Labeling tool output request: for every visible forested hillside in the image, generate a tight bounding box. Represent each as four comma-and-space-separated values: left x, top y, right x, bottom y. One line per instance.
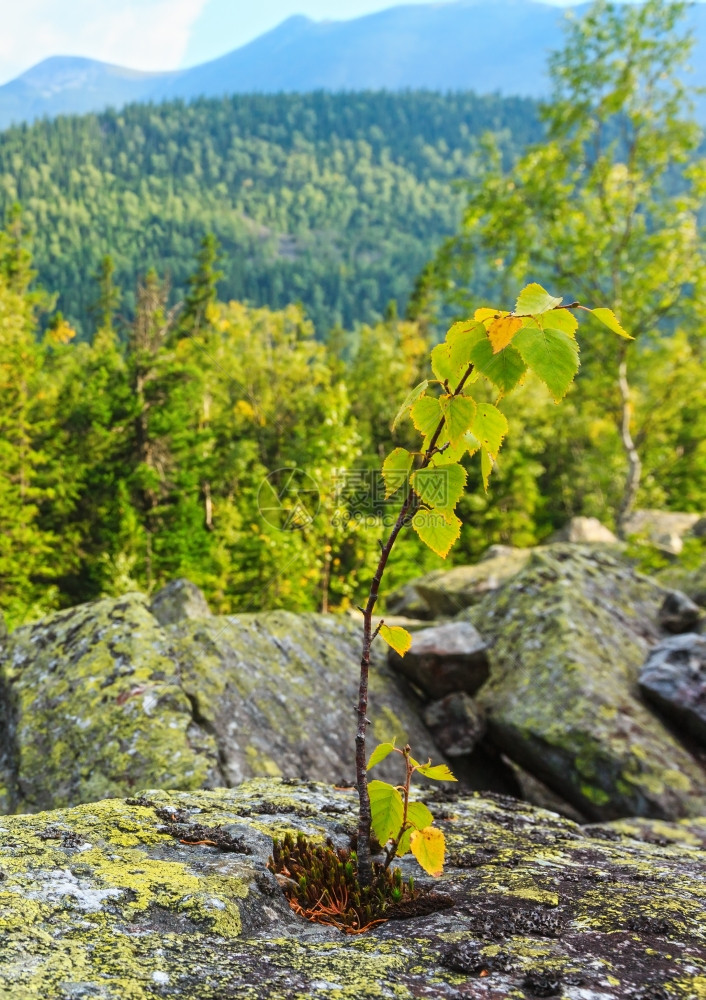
0, 91, 541, 335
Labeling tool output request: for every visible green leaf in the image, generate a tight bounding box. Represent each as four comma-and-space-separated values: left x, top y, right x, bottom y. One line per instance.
411, 396, 442, 437
440, 394, 476, 444
513, 326, 580, 403
391, 380, 429, 431
445, 321, 487, 371
412, 509, 462, 558
369, 780, 404, 845
480, 447, 494, 491
410, 826, 445, 877
515, 283, 563, 315
468, 336, 527, 394
414, 761, 458, 782
411, 463, 466, 513
590, 307, 632, 340
430, 343, 460, 387
367, 742, 396, 771
436, 430, 480, 464
472, 403, 508, 458
542, 309, 578, 336
379, 624, 412, 657
396, 801, 435, 856
381, 448, 413, 499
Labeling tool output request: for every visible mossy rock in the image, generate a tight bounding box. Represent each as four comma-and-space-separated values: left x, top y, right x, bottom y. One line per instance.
470, 545, 706, 821
0, 595, 441, 814
0, 779, 704, 998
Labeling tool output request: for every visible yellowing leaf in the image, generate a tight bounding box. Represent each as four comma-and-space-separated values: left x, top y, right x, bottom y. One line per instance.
513, 326, 580, 403
410, 826, 446, 877
379, 624, 412, 657
367, 742, 396, 771
445, 321, 487, 371
440, 394, 476, 444
411, 396, 442, 437
392, 380, 429, 431
475, 307, 506, 326
369, 780, 404, 845
397, 801, 434, 856
381, 448, 413, 498
411, 463, 467, 513
515, 283, 563, 315
487, 315, 524, 353
472, 403, 508, 458
590, 307, 632, 339
412, 509, 462, 558
414, 761, 458, 781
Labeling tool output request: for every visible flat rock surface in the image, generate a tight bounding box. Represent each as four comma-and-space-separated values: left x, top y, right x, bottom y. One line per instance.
469, 546, 706, 820
0, 778, 704, 999
0, 596, 441, 813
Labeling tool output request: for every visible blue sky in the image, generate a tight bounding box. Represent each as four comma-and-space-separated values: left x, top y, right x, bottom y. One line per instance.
0, 0, 657, 86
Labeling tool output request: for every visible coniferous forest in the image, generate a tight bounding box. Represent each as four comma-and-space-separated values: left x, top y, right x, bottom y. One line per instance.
1, 1, 705, 631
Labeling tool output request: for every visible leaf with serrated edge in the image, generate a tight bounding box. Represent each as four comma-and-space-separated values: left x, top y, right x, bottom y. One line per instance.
367, 742, 396, 771
472, 403, 508, 458
411, 396, 442, 437
379, 624, 412, 657
397, 801, 434, 856
468, 336, 527, 394
487, 315, 524, 353
369, 780, 404, 845
410, 826, 445, 877
440, 394, 476, 444
590, 307, 632, 339
542, 309, 578, 336
412, 509, 462, 558
475, 307, 507, 326
481, 447, 494, 491
515, 283, 563, 315
392, 380, 429, 431
382, 448, 413, 498
411, 463, 466, 513
446, 321, 487, 371
414, 762, 458, 781
513, 326, 579, 403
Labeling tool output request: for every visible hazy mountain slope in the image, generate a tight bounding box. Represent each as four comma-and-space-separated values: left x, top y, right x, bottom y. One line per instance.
2, 0, 705, 129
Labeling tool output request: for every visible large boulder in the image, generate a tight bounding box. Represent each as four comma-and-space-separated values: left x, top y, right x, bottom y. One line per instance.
387, 620, 489, 699
0, 594, 442, 814
149, 578, 213, 625
386, 546, 531, 619
547, 516, 618, 544
639, 634, 706, 745
0, 779, 704, 999
470, 545, 706, 821
623, 509, 702, 555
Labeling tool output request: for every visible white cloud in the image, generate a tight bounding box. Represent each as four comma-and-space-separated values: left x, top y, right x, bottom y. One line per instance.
0, 0, 208, 85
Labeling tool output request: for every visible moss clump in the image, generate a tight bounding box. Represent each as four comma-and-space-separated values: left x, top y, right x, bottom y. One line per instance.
270, 832, 425, 933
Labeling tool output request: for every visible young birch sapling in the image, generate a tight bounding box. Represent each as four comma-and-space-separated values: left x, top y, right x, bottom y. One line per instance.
356, 284, 630, 886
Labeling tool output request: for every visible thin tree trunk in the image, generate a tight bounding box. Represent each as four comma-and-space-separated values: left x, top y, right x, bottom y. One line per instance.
616, 350, 642, 538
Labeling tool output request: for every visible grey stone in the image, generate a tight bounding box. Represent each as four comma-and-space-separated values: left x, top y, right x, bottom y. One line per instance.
639, 633, 706, 745
658, 590, 703, 634
547, 516, 618, 544
623, 509, 702, 555
150, 577, 213, 625
0, 779, 705, 998
470, 545, 706, 821
388, 620, 490, 699
423, 692, 486, 756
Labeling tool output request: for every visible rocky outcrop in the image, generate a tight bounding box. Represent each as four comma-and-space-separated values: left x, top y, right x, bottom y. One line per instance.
0, 595, 441, 814
468, 545, 706, 820
548, 516, 618, 544
658, 589, 703, 633
388, 620, 489, 698
149, 578, 213, 625
623, 509, 702, 554
640, 634, 706, 745
386, 546, 532, 618
0, 778, 704, 999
